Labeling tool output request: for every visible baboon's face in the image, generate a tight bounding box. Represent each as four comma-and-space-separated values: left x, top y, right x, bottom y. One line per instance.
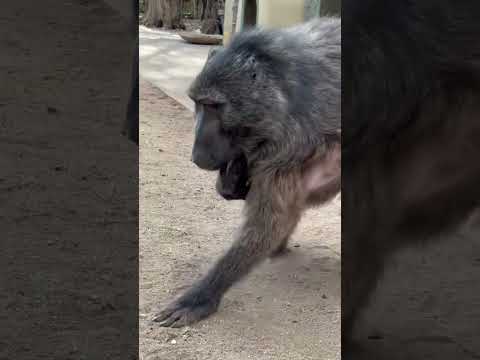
190, 100, 241, 171
188, 45, 272, 172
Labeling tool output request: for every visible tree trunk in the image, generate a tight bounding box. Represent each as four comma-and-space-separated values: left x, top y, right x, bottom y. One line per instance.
192, 0, 198, 18
162, 0, 186, 29
201, 0, 219, 34
199, 0, 207, 21
193, 0, 205, 19
143, 0, 163, 27
142, 0, 185, 29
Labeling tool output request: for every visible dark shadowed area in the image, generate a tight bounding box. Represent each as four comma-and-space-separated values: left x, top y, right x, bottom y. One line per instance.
0, 1, 138, 358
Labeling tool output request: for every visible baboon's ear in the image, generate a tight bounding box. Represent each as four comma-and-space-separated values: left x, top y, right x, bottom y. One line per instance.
207, 46, 223, 61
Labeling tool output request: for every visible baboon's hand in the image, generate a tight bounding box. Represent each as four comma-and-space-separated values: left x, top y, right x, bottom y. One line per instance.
153, 286, 220, 328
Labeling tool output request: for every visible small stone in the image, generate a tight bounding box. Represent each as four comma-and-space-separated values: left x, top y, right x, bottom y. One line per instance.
165, 332, 177, 343
170, 339, 177, 344
182, 328, 193, 339
322, 294, 327, 299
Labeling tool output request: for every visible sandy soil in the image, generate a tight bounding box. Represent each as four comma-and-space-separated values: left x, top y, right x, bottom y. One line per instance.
139, 79, 341, 360
1, 1, 137, 359
352, 214, 480, 359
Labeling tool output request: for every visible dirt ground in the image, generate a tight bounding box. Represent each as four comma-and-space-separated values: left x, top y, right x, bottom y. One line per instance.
1, 1, 137, 359
139, 79, 341, 360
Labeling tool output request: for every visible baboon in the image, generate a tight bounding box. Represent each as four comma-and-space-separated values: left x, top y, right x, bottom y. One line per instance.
342, 0, 480, 349
122, 50, 139, 145
121, 0, 139, 145
154, 17, 341, 327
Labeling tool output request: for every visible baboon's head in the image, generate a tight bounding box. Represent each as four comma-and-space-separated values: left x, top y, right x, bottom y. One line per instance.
188, 32, 289, 171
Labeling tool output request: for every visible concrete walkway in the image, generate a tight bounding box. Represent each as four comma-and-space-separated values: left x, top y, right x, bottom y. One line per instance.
139, 26, 212, 111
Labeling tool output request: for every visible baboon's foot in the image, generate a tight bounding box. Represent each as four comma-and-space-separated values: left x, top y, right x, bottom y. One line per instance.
269, 244, 291, 258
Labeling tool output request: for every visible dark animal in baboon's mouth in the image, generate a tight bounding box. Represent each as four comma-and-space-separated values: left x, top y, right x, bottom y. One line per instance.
216, 153, 250, 201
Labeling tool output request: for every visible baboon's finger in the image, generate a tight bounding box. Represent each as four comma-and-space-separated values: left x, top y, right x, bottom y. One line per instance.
154, 299, 218, 328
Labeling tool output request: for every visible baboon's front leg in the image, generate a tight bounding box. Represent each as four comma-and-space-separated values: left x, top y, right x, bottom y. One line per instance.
154, 177, 301, 327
